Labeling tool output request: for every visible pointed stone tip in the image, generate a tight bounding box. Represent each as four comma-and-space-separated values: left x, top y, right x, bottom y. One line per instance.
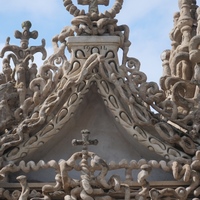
22, 21, 32, 29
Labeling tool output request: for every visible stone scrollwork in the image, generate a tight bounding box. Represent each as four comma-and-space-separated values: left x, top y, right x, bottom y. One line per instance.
1, 0, 200, 199
0, 0, 197, 164
0, 21, 47, 132
63, 0, 123, 19
0, 131, 200, 199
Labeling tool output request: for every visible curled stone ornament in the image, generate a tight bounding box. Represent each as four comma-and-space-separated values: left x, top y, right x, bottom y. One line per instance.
2, 1, 200, 199
63, 0, 123, 19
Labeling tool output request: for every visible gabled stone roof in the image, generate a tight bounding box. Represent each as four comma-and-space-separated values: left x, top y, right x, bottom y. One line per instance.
0, 0, 200, 199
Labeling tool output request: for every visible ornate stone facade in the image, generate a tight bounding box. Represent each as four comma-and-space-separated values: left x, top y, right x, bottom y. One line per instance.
0, 0, 200, 199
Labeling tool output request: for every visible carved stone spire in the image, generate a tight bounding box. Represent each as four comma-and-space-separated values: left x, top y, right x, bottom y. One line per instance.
77, 0, 109, 14
15, 21, 38, 49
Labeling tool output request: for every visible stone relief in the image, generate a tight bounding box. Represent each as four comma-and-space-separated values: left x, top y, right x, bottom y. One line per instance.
0, 130, 200, 199
0, 0, 200, 199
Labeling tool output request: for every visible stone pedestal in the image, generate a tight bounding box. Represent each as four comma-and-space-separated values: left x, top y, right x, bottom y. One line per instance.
66, 36, 120, 67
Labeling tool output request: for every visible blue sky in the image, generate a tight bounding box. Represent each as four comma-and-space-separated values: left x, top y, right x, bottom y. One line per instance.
0, 0, 190, 84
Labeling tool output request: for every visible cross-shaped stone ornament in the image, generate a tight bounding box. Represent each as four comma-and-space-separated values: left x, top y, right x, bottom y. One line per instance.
72, 130, 98, 151
77, 0, 109, 14
15, 21, 38, 49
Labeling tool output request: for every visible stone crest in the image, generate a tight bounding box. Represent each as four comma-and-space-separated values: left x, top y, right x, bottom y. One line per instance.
0, 0, 200, 199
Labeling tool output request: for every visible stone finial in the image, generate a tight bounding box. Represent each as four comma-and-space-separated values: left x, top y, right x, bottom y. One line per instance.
72, 130, 98, 151
0, 21, 46, 60
16, 175, 30, 200
63, 0, 123, 20
14, 20, 38, 49
78, 0, 109, 14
